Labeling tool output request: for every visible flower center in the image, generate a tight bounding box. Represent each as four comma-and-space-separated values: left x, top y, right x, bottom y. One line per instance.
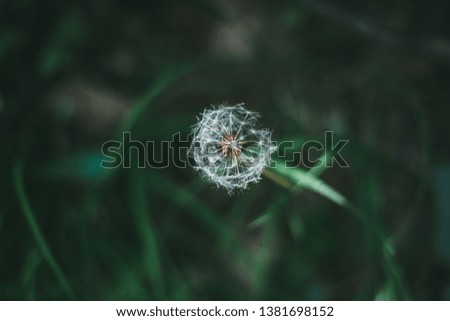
219, 134, 243, 158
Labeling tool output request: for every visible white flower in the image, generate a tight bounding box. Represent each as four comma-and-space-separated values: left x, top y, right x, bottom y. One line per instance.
189, 103, 276, 194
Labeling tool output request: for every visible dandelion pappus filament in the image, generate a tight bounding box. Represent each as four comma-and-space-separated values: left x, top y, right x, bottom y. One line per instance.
189, 103, 276, 194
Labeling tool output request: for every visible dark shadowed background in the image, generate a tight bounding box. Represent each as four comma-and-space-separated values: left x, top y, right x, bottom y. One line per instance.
1, 0, 450, 300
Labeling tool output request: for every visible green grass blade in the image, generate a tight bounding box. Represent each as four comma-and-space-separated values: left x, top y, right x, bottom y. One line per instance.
13, 160, 76, 299
266, 160, 410, 299
249, 152, 333, 228
119, 64, 196, 134
129, 169, 165, 298
268, 162, 361, 220
147, 172, 223, 233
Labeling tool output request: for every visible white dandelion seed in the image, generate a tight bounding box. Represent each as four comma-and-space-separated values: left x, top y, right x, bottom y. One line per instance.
189, 103, 276, 194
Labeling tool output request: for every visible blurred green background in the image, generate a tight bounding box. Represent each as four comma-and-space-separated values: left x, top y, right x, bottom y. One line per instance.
1, 0, 450, 300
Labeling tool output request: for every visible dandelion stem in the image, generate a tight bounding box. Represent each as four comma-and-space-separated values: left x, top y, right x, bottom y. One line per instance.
262, 168, 293, 190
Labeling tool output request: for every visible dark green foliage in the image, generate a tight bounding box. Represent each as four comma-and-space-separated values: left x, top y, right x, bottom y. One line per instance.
0, 0, 449, 300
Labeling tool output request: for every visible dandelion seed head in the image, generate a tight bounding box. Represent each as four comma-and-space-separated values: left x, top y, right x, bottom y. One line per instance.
189, 103, 276, 194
